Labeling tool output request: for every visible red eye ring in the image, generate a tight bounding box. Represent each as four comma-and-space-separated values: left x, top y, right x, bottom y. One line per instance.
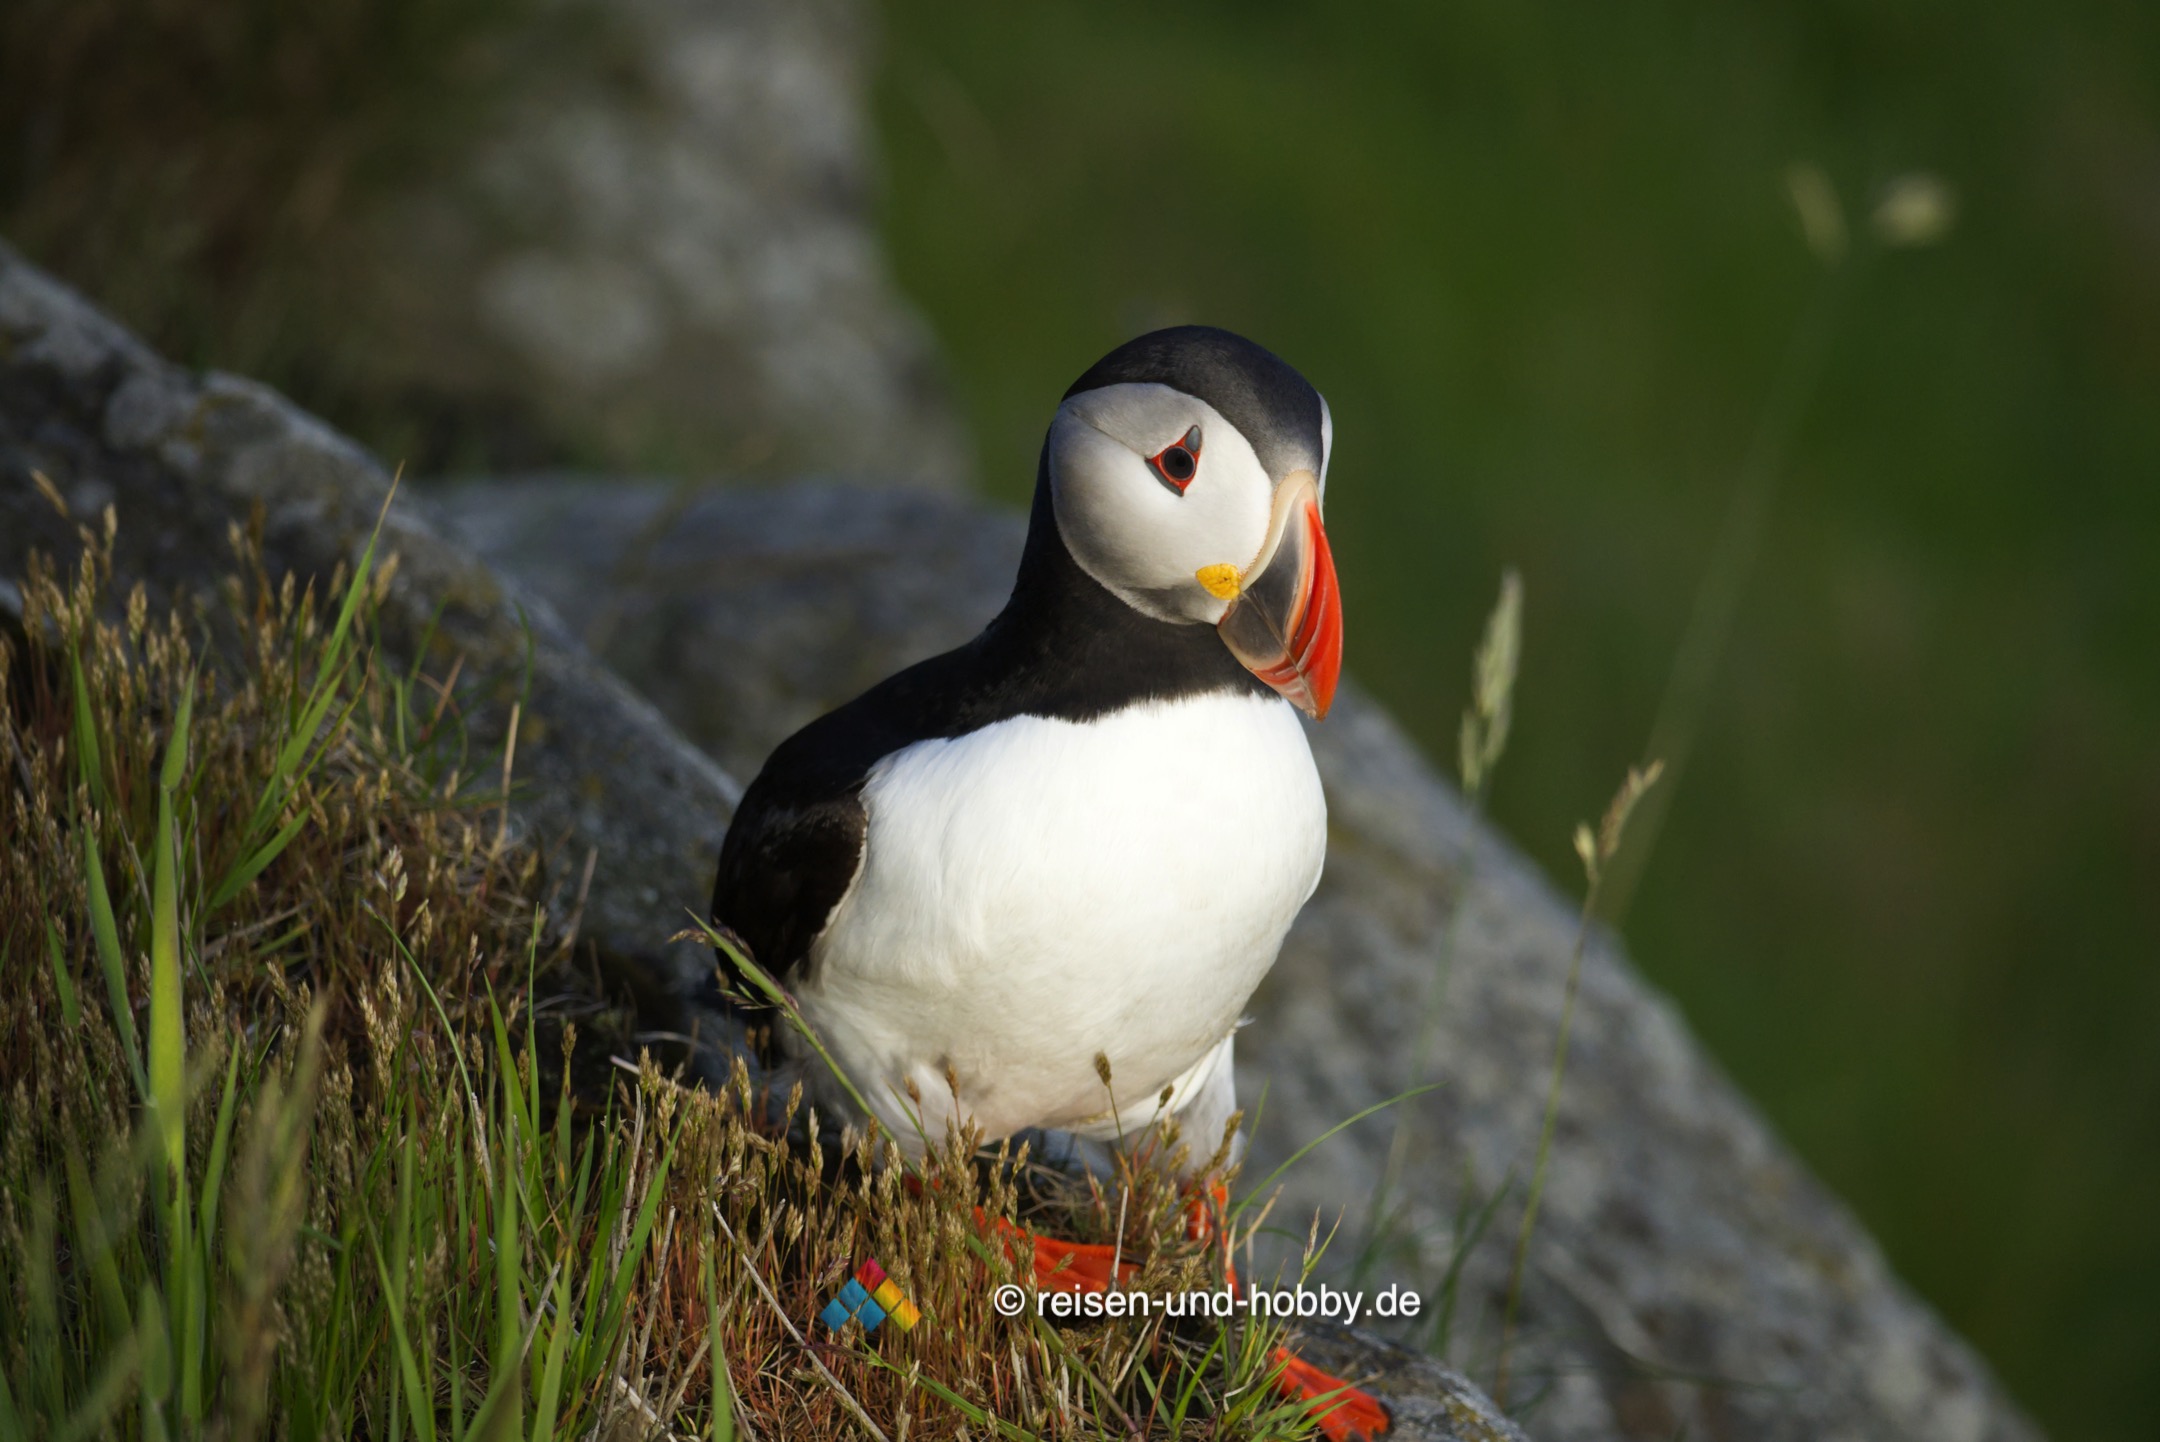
1149, 425, 1204, 494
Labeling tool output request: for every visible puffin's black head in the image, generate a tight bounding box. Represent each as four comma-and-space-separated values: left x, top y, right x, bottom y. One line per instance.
1043, 325, 1343, 718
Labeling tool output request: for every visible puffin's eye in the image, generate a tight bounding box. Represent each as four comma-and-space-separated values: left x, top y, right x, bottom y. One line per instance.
1149, 425, 1204, 495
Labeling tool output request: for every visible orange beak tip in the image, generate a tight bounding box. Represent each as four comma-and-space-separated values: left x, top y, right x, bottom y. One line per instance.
1294, 499, 1344, 719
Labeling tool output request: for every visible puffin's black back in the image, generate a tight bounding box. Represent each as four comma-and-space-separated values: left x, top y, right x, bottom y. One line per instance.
710, 326, 1317, 1011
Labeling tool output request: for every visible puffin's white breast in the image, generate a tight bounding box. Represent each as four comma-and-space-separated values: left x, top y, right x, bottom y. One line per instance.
795, 689, 1325, 1146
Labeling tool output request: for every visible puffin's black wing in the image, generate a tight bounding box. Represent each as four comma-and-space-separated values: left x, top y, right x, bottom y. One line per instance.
706, 641, 978, 1013
708, 717, 874, 1005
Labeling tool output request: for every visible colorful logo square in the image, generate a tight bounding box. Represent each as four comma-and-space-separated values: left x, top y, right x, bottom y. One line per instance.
818, 1258, 920, 1333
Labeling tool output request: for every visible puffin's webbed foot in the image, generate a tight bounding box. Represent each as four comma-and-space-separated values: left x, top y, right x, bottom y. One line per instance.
984, 1210, 1142, 1291
1271, 1347, 1392, 1441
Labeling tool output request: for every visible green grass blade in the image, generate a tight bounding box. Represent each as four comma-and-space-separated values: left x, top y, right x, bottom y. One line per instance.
367, 1227, 440, 1442
703, 1252, 734, 1442
384, 922, 487, 1123
449, 1311, 469, 1442
490, 1001, 532, 1146
44, 919, 81, 1028
192, 1044, 248, 1430
309, 1218, 360, 1435
70, 650, 105, 811
316, 486, 393, 699
569, 1139, 611, 1367
158, 677, 193, 794
251, 658, 361, 832
63, 1151, 134, 1345
691, 915, 891, 1141
233, 482, 393, 868
136, 1281, 172, 1431
150, 682, 198, 1421
494, 1089, 524, 1439
0, 1356, 26, 1442
393, 1129, 416, 1314
149, 683, 193, 1180
1169, 1324, 1226, 1430
230, 654, 357, 881
522, 929, 542, 1147
528, 1269, 573, 1442
82, 825, 146, 1095
598, 1137, 674, 1342
467, 1263, 555, 1442
49, 1330, 141, 1442
207, 806, 311, 912
854, 1349, 1037, 1440
198, 1042, 244, 1255
1428, 1172, 1508, 1354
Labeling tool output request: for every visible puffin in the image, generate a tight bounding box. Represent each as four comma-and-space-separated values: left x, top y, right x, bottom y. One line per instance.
710, 327, 1387, 1438
711, 325, 1342, 1169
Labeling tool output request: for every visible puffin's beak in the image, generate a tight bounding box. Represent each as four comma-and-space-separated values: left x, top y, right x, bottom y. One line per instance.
1209, 469, 1343, 719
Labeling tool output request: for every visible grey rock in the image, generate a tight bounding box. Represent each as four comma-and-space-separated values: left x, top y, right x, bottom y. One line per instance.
427, 476, 1022, 783
1296, 1326, 1531, 1442
431, 475, 2043, 1442
363, 0, 969, 485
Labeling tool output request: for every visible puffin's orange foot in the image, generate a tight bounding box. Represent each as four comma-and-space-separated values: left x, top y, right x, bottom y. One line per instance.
973, 1174, 1232, 1294
1272, 1347, 1390, 1441
1026, 1229, 1139, 1291
1183, 1176, 1230, 1243
973, 1206, 1140, 1291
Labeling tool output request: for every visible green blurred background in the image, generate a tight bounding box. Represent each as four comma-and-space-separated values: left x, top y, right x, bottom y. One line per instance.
868, 4, 2159, 1436
6, 0, 2156, 1434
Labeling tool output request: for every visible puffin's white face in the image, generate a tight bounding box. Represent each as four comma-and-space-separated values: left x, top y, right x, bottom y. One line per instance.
1049, 382, 1316, 627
